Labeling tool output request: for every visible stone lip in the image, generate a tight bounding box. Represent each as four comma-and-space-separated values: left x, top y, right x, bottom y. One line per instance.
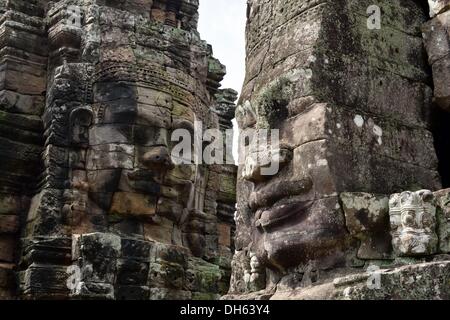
249, 178, 313, 211
256, 200, 314, 229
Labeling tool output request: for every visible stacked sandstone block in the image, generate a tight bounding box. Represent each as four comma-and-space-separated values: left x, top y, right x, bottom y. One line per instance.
0, 0, 47, 299
423, 0, 450, 111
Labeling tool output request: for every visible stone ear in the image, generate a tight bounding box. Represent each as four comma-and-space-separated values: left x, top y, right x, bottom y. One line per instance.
70, 107, 93, 147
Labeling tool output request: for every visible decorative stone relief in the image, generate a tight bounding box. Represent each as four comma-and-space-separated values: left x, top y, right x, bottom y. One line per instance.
389, 190, 438, 256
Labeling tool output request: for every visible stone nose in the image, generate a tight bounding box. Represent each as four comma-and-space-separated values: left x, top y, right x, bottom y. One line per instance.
242, 154, 260, 182
242, 148, 292, 183
141, 146, 175, 171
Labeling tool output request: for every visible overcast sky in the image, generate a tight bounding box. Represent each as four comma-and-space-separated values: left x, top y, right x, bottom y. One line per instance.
198, 0, 247, 162
198, 0, 247, 94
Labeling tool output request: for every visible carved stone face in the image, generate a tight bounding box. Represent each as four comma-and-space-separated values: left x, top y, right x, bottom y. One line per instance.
3, 0, 237, 300
33, 0, 237, 266
86, 85, 170, 214
237, 91, 349, 271
84, 81, 206, 248
233, 0, 441, 282
389, 190, 438, 256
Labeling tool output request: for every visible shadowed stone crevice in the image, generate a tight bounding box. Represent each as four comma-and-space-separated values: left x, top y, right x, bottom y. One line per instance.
431, 106, 450, 188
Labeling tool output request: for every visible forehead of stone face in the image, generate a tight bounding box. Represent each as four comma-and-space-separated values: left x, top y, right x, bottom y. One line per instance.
92, 84, 172, 149
236, 100, 257, 129
94, 82, 138, 124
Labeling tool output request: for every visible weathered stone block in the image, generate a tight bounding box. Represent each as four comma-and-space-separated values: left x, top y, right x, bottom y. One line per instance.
0, 61, 46, 95
0, 264, 14, 289
118, 169, 161, 195
144, 218, 174, 245
0, 215, 19, 234
136, 104, 171, 128
110, 192, 157, 218
191, 292, 220, 300
134, 125, 168, 147
171, 101, 194, 125
70, 234, 122, 296
77, 257, 117, 284
422, 12, 450, 64
431, 55, 450, 110
0, 263, 14, 300
22, 237, 72, 267
293, 140, 335, 198
20, 265, 69, 297
87, 169, 122, 193
428, 0, 450, 17
74, 282, 115, 300
218, 174, 237, 204
89, 124, 134, 146
423, 10, 450, 111
116, 285, 150, 300
165, 164, 196, 182
340, 193, 392, 259
87, 144, 135, 170
94, 82, 137, 103
151, 242, 189, 267
149, 287, 191, 300
148, 261, 185, 290
0, 194, 21, 214
136, 86, 173, 109
0, 90, 45, 115
77, 233, 121, 259
121, 238, 152, 261
109, 219, 144, 239
335, 261, 450, 300
0, 235, 15, 262
217, 223, 231, 248
185, 257, 226, 295
434, 189, 450, 253
264, 260, 450, 300
135, 145, 173, 170
117, 259, 149, 285
156, 197, 183, 222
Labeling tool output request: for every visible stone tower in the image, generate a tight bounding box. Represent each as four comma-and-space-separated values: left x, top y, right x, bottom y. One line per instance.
0, 0, 237, 299
227, 0, 450, 299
